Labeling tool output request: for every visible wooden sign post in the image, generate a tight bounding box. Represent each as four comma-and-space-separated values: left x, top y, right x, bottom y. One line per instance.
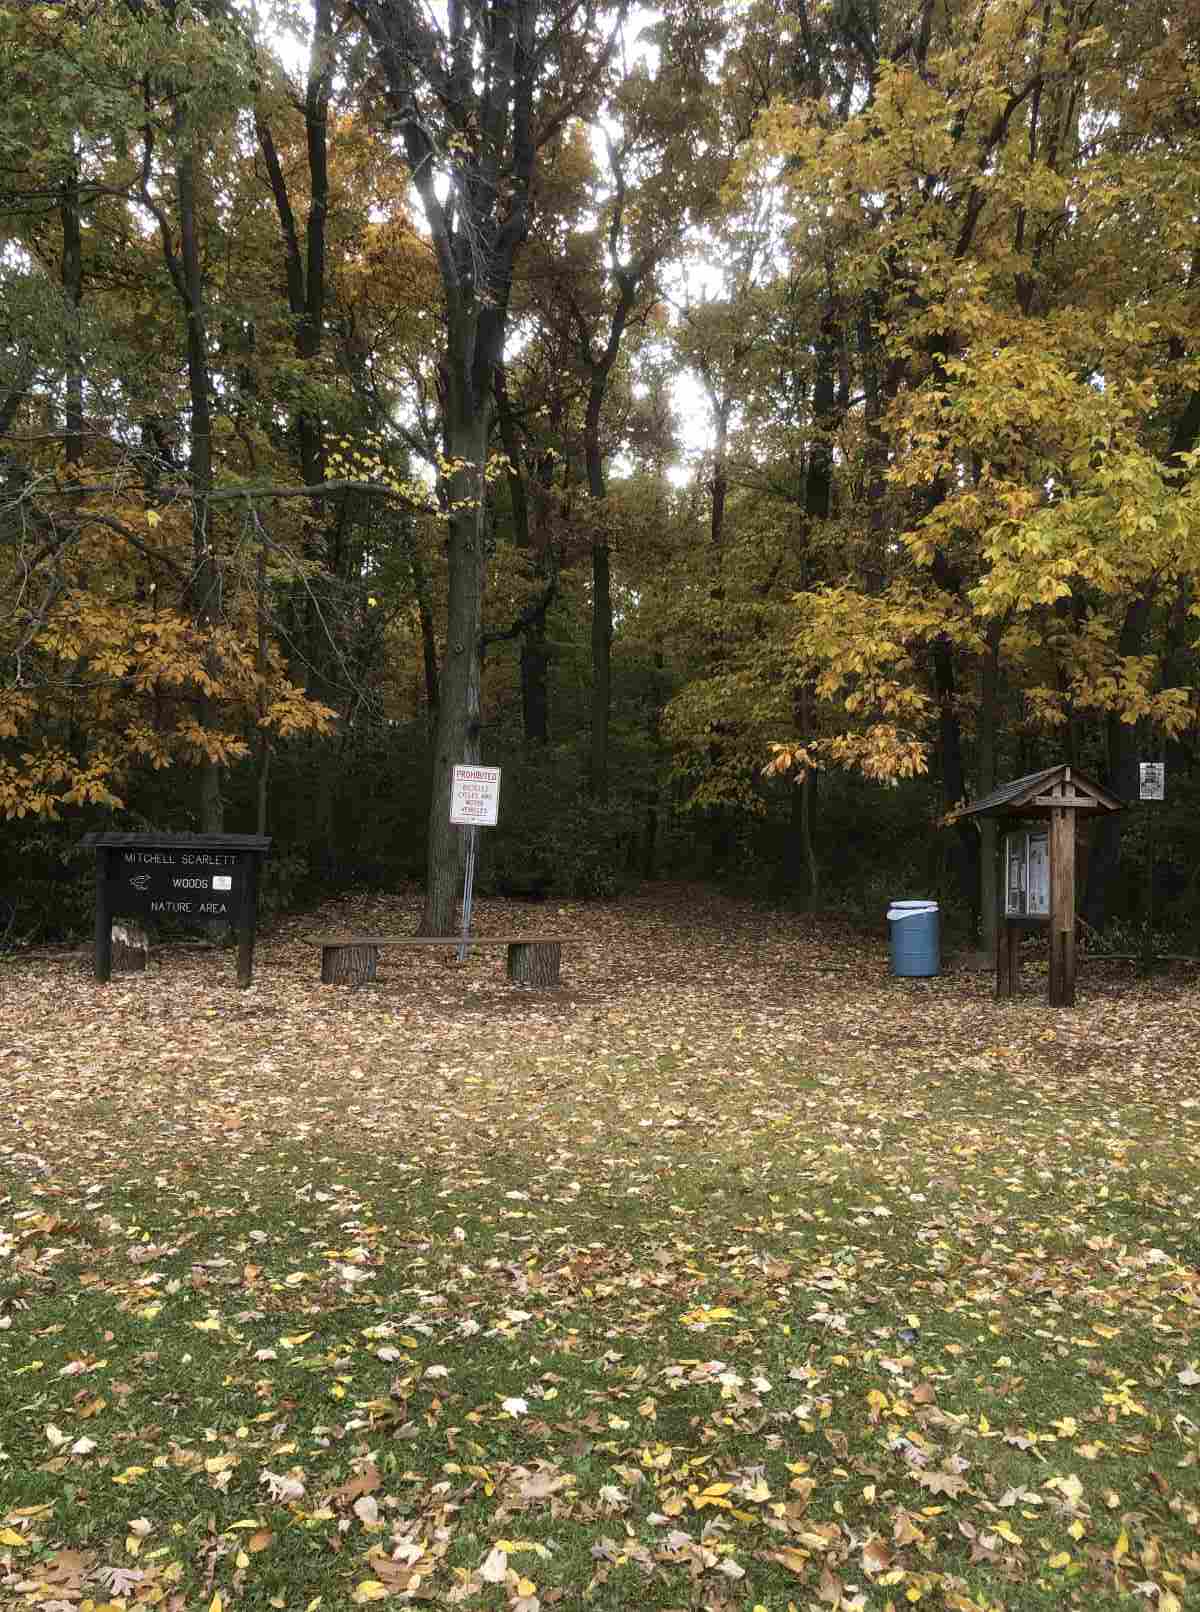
83, 833, 271, 986
1049, 801, 1075, 1007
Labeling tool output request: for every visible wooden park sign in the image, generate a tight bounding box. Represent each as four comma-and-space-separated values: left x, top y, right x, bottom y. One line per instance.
82, 832, 271, 987
951, 766, 1122, 1007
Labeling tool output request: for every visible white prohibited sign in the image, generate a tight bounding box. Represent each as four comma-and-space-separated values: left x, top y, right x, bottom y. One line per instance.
1139, 762, 1165, 801
450, 765, 502, 826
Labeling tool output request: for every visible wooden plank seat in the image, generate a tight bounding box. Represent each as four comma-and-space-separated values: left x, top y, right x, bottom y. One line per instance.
304, 934, 569, 987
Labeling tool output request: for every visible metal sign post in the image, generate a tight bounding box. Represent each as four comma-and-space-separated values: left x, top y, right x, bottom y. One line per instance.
1139, 762, 1165, 959
458, 824, 478, 961
449, 765, 501, 961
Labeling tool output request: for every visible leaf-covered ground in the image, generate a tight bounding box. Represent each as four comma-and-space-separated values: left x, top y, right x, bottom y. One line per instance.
3, 885, 1200, 1612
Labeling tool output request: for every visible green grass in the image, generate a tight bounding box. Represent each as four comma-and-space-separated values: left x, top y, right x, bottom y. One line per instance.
3, 923, 1200, 1612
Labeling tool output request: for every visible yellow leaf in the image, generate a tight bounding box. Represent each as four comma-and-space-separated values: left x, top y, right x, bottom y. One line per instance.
1048, 1552, 1071, 1568
193, 1317, 221, 1333
770, 1547, 809, 1575
1113, 1529, 1129, 1562
0, 1529, 27, 1547
209, 1595, 222, 1612
352, 1583, 389, 1603
112, 1466, 148, 1485
516, 1579, 536, 1597
994, 1522, 1022, 1546
1048, 1473, 1083, 1506
1068, 1520, 1085, 1540
146, 510, 161, 529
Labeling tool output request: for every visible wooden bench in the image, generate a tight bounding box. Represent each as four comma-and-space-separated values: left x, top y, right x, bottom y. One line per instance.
304, 934, 569, 987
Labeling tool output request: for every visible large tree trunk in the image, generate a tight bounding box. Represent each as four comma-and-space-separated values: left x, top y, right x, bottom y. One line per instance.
411, 539, 441, 735
932, 634, 980, 933
585, 382, 612, 802
521, 620, 550, 745
1084, 380, 1200, 927
60, 157, 83, 473
257, 17, 340, 855
351, 0, 606, 928
1084, 590, 1152, 928
977, 623, 1002, 958
590, 538, 613, 803
421, 405, 488, 934
858, 293, 889, 593
173, 120, 223, 836
495, 361, 551, 743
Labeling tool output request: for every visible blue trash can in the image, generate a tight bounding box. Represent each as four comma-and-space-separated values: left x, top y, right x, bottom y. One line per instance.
887, 899, 940, 977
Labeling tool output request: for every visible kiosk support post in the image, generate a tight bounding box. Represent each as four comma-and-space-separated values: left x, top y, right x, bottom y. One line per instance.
1049, 805, 1076, 1007
237, 850, 261, 987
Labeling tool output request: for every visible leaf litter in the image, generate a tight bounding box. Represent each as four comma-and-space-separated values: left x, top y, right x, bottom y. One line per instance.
2, 884, 1200, 1611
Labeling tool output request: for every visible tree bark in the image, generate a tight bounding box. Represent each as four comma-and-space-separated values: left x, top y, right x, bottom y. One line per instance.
977, 622, 1001, 958
421, 407, 488, 933
255, 533, 271, 837
322, 942, 379, 985
590, 535, 613, 802
59, 156, 83, 472
350, 0, 586, 932
170, 113, 222, 835
931, 632, 980, 933
1083, 590, 1151, 927
111, 921, 149, 974
495, 361, 551, 743
507, 941, 561, 986
257, 9, 338, 854
255, 0, 332, 489
586, 375, 613, 802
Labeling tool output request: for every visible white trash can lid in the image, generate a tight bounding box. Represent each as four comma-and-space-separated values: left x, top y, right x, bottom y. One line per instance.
887, 899, 939, 919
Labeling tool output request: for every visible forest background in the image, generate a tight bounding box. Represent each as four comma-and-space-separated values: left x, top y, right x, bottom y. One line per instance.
4, 0, 1200, 955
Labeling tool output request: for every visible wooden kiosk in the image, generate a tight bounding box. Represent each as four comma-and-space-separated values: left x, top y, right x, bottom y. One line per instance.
952, 766, 1122, 1007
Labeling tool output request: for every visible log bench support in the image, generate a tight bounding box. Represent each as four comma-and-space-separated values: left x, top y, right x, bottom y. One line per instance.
308, 935, 568, 988
506, 940, 561, 987
321, 942, 380, 985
